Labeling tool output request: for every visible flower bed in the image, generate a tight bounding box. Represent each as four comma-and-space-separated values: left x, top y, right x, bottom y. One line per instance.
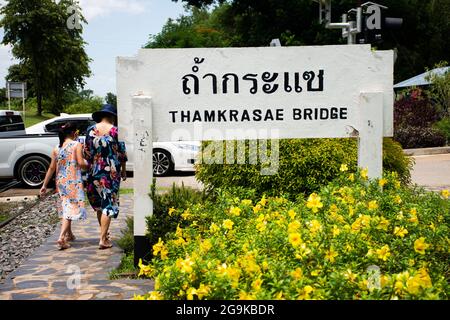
137, 169, 449, 300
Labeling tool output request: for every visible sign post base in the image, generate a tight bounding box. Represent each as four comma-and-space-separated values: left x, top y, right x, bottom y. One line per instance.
132, 95, 153, 267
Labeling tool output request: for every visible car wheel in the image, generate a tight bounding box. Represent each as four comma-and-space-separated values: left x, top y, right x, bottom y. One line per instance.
153, 150, 173, 177
18, 156, 50, 188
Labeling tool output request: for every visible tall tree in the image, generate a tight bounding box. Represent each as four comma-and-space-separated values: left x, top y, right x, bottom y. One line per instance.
0, 0, 91, 115
170, 0, 450, 83
105, 92, 117, 107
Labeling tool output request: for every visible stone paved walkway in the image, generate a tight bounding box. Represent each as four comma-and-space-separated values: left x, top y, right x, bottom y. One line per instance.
0, 194, 154, 300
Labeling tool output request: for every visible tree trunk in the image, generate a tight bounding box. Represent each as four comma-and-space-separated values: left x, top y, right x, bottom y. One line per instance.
37, 93, 43, 116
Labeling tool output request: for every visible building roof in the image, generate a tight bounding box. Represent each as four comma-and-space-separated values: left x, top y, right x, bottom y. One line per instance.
394, 66, 450, 89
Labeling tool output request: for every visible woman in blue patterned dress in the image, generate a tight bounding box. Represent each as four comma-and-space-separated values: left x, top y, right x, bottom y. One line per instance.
83, 104, 128, 249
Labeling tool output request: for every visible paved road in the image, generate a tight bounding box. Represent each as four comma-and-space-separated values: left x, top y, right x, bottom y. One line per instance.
410, 154, 450, 190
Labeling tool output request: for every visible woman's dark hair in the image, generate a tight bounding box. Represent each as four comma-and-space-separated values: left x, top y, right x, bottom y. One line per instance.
58, 122, 78, 147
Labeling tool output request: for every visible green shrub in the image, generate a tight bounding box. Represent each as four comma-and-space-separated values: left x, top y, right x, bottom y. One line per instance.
395, 126, 446, 149
434, 117, 450, 143
137, 171, 450, 300
146, 181, 207, 257
63, 97, 103, 114
195, 138, 413, 199
117, 216, 134, 254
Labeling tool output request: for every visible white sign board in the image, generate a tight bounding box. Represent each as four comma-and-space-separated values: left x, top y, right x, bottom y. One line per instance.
6, 82, 27, 99
116, 45, 393, 262
117, 45, 393, 145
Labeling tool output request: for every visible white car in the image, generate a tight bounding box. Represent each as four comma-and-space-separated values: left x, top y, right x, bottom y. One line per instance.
0, 110, 26, 137
26, 113, 200, 176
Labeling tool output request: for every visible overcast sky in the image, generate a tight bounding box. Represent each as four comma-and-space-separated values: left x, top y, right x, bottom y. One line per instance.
0, 0, 186, 98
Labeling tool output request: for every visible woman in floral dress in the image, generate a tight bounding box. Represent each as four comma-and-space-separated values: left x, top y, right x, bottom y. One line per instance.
41, 123, 87, 250
83, 104, 127, 249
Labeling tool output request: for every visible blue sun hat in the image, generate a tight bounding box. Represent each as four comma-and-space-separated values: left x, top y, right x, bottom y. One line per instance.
92, 104, 117, 123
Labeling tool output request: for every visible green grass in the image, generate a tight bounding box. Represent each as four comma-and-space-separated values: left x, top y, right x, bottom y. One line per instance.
23, 112, 56, 128
0, 203, 15, 224
0, 213, 8, 224
109, 253, 137, 279
119, 188, 134, 195
2, 102, 57, 128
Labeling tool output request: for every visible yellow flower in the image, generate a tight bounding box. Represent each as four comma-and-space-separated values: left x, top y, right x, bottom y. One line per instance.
377, 217, 390, 231
253, 204, 262, 214
256, 221, 267, 232
261, 261, 269, 270
414, 237, 430, 255
196, 284, 211, 300
311, 269, 321, 277
295, 243, 312, 260
344, 269, 357, 282
229, 206, 241, 216
133, 294, 145, 300
394, 195, 402, 204
176, 257, 194, 273
297, 285, 314, 300
288, 209, 296, 220
223, 219, 234, 230
168, 207, 176, 216
393, 226, 408, 238
375, 245, 391, 261
409, 208, 418, 223
200, 239, 212, 252
289, 232, 302, 247
306, 193, 323, 213
360, 168, 368, 180
138, 259, 153, 277
173, 237, 187, 246
241, 199, 252, 206
340, 164, 348, 172
181, 209, 191, 220
239, 291, 256, 300
175, 225, 183, 238
252, 278, 263, 291
147, 291, 163, 300
332, 225, 341, 237
308, 219, 322, 234
259, 195, 267, 206
210, 222, 219, 233
368, 200, 378, 210
378, 178, 387, 187
348, 173, 355, 182
441, 189, 449, 199
288, 220, 301, 233
291, 268, 303, 280
325, 248, 338, 263
153, 238, 168, 260
186, 287, 197, 300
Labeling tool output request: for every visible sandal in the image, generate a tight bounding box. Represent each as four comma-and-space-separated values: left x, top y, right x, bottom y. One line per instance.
99, 243, 113, 250
65, 234, 76, 242
98, 242, 112, 250
57, 239, 71, 250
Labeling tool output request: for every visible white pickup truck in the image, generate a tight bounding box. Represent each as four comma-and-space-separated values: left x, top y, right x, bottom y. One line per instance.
0, 133, 59, 188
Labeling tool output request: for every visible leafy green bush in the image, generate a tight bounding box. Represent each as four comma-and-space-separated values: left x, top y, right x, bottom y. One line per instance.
195, 138, 413, 198
146, 181, 207, 256
137, 171, 450, 300
117, 216, 134, 254
433, 117, 450, 143
63, 97, 103, 114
